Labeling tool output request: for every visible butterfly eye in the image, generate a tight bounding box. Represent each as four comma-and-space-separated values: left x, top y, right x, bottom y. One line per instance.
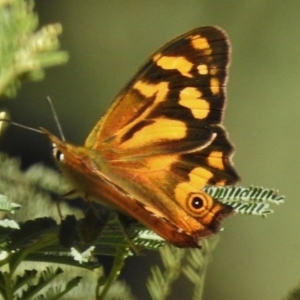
51, 143, 64, 162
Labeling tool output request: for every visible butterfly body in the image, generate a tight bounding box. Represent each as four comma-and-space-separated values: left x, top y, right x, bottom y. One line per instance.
45, 26, 240, 248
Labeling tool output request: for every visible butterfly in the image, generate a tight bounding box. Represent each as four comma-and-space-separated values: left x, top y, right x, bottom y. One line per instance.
42, 26, 240, 248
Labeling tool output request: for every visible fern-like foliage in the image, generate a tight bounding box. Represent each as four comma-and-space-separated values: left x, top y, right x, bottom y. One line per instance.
146, 239, 219, 300
0, 0, 68, 98
204, 185, 284, 217
182, 238, 219, 300
32, 275, 81, 300
0, 266, 81, 300
17, 267, 64, 300
147, 244, 185, 300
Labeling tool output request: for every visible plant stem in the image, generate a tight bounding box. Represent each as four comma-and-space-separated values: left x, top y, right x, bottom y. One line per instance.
96, 246, 129, 299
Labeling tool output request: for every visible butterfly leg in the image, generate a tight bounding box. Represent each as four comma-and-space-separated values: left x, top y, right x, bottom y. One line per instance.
52, 189, 78, 221
117, 213, 142, 255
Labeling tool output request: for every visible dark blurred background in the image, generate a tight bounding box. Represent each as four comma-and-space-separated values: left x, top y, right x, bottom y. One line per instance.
1, 1, 300, 299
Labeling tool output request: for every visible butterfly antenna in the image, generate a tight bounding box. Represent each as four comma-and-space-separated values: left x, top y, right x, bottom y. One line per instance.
0, 115, 43, 134
46, 96, 66, 141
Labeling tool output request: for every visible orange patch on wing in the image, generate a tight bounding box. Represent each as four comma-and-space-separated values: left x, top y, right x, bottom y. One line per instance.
146, 155, 177, 172
210, 77, 220, 95
175, 167, 213, 203
154, 54, 193, 78
133, 80, 169, 103
174, 182, 197, 207
188, 167, 214, 188
197, 64, 208, 75
207, 151, 224, 170
190, 35, 212, 55
209, 66, 218, 75
121, 119, 186, 149
179, 87, 210, 119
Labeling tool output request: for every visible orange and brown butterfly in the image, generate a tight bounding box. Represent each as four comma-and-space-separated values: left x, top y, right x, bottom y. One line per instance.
42, 26, 240, 248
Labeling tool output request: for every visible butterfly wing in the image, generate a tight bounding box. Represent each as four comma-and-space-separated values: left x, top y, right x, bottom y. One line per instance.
52, 27, 240, 247
85, 26, 231, 156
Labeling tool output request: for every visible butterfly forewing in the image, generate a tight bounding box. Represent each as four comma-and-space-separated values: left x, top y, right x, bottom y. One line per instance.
85, 26, 230, 154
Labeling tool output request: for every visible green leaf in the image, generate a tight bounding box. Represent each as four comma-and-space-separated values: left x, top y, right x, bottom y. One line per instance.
17, 267, 63, 300
0, 271, 11, 299
204, 185, 284, 217
0, 194, 21, 213
0, 0, 68, 98
133, 228, 165, 250
0, 218, 19, 229
13, 269, 38, 295
147, 244, 185, 300
32, 276, 82, 300
182, 238, 219, 300
10, 217, 57, 250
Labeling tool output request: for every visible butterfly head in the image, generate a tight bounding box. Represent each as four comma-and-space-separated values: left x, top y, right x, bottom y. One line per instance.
51, 141, 65, 163
40, 128, 95, 176
40, 128, 68, 162
41, 128, 111, 198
